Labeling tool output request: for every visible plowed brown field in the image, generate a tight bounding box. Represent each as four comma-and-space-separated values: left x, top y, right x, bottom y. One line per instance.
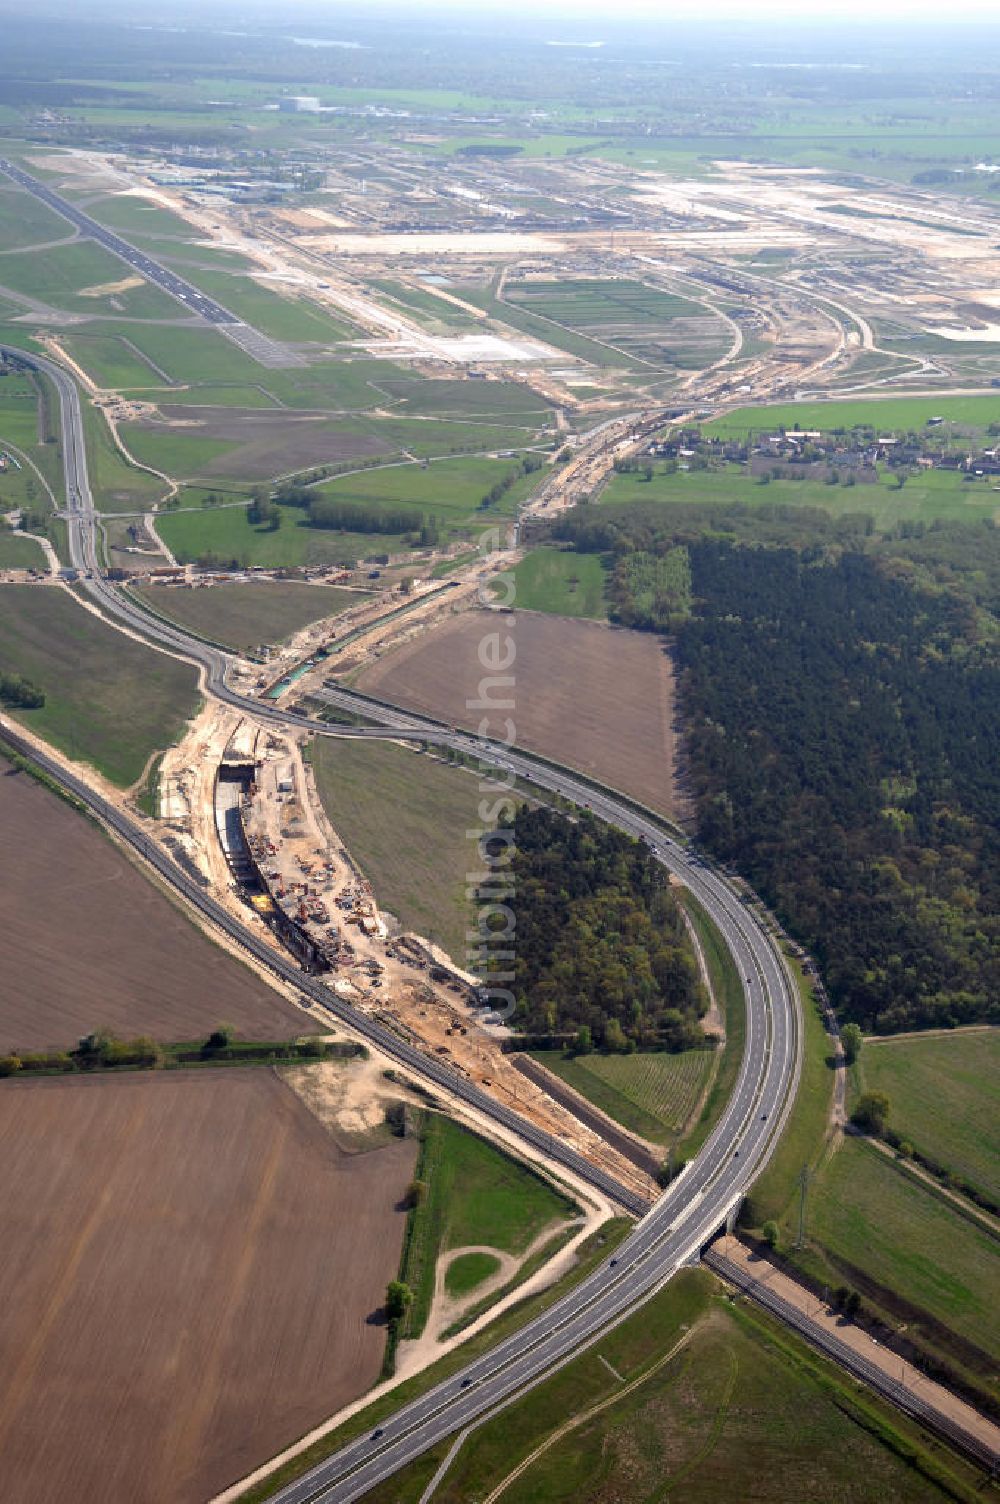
356, 609, 687, 821
0, 759, 305, 1050
0, 1070, 416, 1503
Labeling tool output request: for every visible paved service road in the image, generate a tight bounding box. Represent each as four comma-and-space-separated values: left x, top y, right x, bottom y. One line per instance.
4, 344, 803, 1504
0, 158, 239, 324
705, 1242, 1000, 1470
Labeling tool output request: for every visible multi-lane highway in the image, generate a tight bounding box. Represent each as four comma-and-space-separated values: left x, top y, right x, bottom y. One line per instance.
5, 343, 803, 1503
0, 157, 239, 324
255, 712, 800, 1504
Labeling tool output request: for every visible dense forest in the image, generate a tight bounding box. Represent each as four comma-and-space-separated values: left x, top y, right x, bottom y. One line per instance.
551, 504, 1000, 1034
481, 805, 705, 1051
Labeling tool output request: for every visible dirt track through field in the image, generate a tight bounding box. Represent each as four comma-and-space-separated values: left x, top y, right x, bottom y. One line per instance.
0, 758, 307, 1049
356, 609, 688, 821
0, 1070, 417, 1503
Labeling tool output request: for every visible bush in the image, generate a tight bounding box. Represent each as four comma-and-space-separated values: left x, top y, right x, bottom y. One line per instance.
385, 1279, 414, 1321
840, 1022, 863, 1065
204, 1026, 235, 1053
0, 670, 45, 709
851, 1091, 890, 1135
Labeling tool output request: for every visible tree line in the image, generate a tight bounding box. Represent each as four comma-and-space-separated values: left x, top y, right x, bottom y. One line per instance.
479, 453, 543, 511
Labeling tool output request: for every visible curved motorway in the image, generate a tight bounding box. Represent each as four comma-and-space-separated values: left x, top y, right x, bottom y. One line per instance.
4, 345, 802, 1503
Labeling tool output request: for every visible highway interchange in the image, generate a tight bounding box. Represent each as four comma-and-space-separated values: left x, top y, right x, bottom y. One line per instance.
2, 343, 808, 1501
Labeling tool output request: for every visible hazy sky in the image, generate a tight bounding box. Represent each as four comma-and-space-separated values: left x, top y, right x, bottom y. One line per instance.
401, 0, 1000, 17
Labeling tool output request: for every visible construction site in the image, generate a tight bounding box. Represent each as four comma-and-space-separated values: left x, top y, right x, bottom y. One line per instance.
147, 666, 661, 1209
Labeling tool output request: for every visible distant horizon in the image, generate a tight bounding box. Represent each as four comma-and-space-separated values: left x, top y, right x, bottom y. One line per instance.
4, 0, 1000, 26
202, 0, 1000, 24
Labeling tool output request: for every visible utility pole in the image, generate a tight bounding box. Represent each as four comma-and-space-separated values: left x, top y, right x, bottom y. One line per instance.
795, 1163, 810, 1249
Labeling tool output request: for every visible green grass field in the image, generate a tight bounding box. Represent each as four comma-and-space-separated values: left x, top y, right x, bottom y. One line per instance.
66, 322, 407, 413
0, 239, 184, 319
400, 1113, 578, 1336
78, 192, 203, 242
118, 425, 239, 479
311, 739, 480, 962
369, 1269, 964, 1504
0, 530, 45, 567
456, 284, 634, 367
371, 281, 484, 331
858, 1030, 1000, 1204
83, 348, 415, 415
156, 263, 358, 343
260, 358, 416, 412
503, 277, 727, 368
703, 394, 1000, 439
601, 459, 1000, 527
84, 404, 166, 512
512, 547, 608, 617
315, 453, 542, 535
599, 118, 1000, 189
0, 376, 51, 443
356, 416, 542, 461
132, 581, 363, 652
59, 332, 174, 391
745, 958, 833, 1227
444, 1251, 501, 1299
133, 384, 278, 410
803, 1135, 1000, 1362
155, 503, 408, 569
507, 279, 701, 324
379, 376, 550, 422
0, 585, 200, 785
530, 1048, 714, 1146
0, 376, 61, 510
75, 321, 270, 388
0, 183, 72, 251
